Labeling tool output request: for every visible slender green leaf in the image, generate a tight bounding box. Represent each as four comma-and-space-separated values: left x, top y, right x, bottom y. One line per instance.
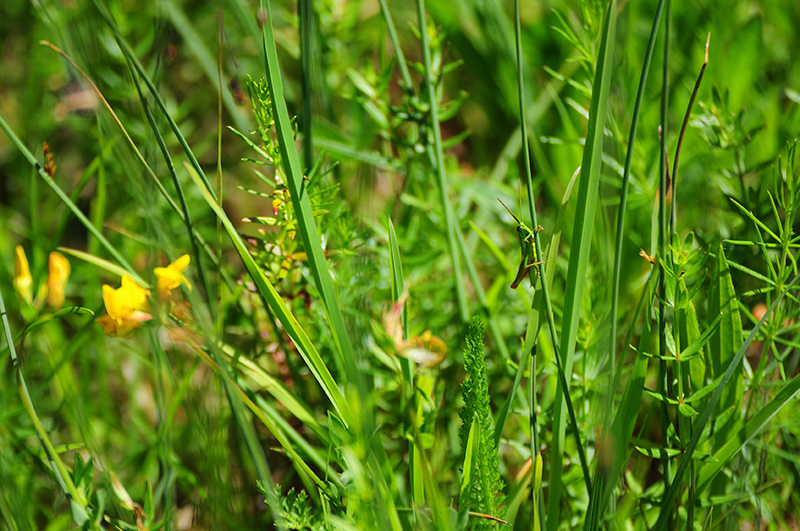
457, 418, 480, 529
258, 0, 357, 382
548, 2, 617, 528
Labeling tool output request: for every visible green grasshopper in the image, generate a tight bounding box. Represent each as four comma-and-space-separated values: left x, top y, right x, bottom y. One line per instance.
498, 199, 546, 289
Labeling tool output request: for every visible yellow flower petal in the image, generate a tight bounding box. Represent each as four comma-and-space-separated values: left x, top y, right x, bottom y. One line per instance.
46, 252, 70, 308
13, 245, 33, 304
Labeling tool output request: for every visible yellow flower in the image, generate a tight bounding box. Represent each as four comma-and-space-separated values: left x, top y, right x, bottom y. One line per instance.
97, 275, 151, 338
154, 254, 191, 300
13, 245, 33, 304
46, 252, 70, 308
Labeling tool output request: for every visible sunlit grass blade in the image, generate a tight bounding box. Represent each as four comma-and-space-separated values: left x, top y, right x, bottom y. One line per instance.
196, 340, 335, 501
257, 0, 357, 382
185, 161, 351, 426
58, 247, 149, 288
218, 343, 328, 441
546, 1, 617, 527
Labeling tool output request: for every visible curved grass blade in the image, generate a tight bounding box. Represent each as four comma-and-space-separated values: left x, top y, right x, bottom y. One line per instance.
218, 343, 328, 441
185, 161, 351, 426
58, 247, 149, 288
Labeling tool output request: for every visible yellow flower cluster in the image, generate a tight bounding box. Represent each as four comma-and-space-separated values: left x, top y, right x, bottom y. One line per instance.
13, 247, 191, 339
97, 255, 191, 338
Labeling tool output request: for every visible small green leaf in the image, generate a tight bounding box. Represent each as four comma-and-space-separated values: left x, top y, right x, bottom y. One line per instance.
347, 68, 376, 99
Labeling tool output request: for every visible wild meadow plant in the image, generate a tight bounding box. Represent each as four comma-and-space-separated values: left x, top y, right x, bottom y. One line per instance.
1, 0, 799, 530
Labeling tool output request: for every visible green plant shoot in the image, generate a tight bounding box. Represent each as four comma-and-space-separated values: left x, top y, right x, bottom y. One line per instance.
498, 199, 546, 289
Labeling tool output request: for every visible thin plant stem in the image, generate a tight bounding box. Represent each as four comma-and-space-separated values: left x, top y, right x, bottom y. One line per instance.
658, 0, 672, 523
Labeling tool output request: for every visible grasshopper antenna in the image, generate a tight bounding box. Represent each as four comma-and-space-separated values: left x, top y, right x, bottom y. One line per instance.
497, 198, 521, 225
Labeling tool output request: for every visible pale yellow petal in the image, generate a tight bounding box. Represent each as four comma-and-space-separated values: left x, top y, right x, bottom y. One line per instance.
13, 245, 33, 304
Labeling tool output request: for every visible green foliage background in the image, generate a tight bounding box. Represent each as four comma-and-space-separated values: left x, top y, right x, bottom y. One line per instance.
1, 0, 800, 529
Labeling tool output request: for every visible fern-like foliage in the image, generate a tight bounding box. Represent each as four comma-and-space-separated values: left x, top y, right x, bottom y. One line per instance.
459, 316, 505, 528
258, 483, 326, 531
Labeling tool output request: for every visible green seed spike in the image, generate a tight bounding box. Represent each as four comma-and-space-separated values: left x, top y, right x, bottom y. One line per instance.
498, 199, 546, 289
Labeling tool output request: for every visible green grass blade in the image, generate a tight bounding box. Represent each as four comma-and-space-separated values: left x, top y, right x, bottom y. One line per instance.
185, 161, 351, 426
219, 343, 328, 440
202, 336, 335, 501
299, 0, 315, 172
696, 372, 800, 492
708, 245, 744, 445
58, 248, 150, 288
596, 274, 655, 516
653, 272, 800, 531
608, 0, 666, 416
457, 418, 480, 529
0, 279, 90, 526
546, 1, 617, 527
258, 0, 358, 382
